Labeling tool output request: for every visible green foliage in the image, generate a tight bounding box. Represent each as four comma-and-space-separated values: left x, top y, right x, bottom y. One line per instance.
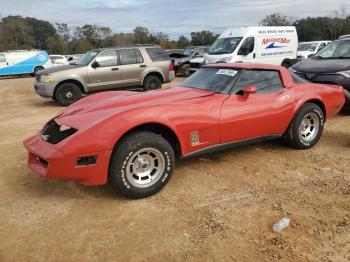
295, 16, 348, 41
260, 13, 291, 26
1, 10, 349, 55
177, 35, 190, 48
190, 31, 218, 46
133, 26, 150, 44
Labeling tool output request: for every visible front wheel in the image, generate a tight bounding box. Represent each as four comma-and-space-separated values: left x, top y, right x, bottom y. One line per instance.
109, 131, 175, 198
54, 83, 82, 107
284, 103, 324, 149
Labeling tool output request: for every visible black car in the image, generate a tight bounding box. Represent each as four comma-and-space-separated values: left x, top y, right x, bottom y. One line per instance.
291, 37, 350, 112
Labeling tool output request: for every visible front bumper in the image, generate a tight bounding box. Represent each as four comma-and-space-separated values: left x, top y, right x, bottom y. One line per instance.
296, 72, 350, 89
296, 72, 350, 109
23, 134, 112, 185
34, 82, 56, 98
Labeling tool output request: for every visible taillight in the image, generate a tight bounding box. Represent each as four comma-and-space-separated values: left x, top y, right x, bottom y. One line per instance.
169, 62, 174, 72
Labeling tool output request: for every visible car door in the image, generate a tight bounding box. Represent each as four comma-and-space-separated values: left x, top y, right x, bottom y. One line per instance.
0, 54, 7, 68
220, 69, 295, 143
119, 48, 146, 87
235, 37, 256, 62
87, 49, 122, 91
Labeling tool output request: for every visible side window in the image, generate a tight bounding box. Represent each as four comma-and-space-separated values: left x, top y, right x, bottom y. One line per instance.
135, 49, 144, 63
233, 70, 283, 94
145, 48, 169, 61
0, 54, 6, 63
318, 43, 326, 51
238, 37, 255, 55
120, 49, 139, 65
95, 50, 118, 67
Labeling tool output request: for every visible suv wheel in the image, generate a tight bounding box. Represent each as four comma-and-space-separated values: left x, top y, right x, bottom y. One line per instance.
54, 82, 82, 107
109, 131, 175, 198
284, 103, 324, 149
143, 75, 162, 91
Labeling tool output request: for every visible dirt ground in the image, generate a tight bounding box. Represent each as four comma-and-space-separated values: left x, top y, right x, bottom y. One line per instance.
0, 76, 349, 262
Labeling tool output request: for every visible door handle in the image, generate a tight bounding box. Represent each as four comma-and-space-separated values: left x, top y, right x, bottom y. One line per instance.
111, 67, 119, 71
140, 65, 146, 68
253, 53, 256, 59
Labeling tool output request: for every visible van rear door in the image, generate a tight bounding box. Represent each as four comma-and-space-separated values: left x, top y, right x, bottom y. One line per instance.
0, 54, 7, 68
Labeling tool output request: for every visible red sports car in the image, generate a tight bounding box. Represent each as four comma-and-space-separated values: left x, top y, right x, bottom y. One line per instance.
23, 63, 345, 198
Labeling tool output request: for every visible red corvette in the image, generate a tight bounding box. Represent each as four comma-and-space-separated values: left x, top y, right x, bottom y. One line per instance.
23, 63, 345, 198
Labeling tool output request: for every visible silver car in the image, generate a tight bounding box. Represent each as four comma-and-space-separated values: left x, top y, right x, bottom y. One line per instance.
35, 45, 175, 106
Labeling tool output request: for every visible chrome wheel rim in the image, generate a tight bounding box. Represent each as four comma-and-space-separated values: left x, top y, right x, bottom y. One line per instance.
126, 148, 165, 188
298, 112, 320, 143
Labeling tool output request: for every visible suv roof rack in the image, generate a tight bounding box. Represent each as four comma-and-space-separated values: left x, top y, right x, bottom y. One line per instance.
94, 44, 159, 50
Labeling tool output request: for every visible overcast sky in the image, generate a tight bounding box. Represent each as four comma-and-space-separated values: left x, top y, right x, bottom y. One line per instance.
0, 0, 349, 39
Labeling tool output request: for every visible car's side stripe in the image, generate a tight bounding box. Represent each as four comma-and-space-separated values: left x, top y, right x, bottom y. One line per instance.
183, 134, 282, 159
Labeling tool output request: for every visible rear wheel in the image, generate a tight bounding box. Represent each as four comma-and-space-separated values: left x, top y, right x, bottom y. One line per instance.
54, 82, 82, 106
284, 103, 324, 149
143, 75, 162, 91
109, 131, 175, 198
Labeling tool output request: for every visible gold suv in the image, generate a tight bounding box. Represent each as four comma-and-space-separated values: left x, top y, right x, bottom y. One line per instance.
35, 45, 175, 106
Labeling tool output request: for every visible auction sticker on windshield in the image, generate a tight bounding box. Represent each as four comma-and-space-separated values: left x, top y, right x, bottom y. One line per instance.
216, 69, 238, 76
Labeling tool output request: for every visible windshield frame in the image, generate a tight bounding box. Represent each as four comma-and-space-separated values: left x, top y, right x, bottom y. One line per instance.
207, 37, 243, 55
75, 50, 100, 65
313, 40, 350, 59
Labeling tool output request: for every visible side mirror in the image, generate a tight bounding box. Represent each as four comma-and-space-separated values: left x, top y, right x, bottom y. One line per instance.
243, 85, 257, 95
91, 61, 100, 68
238, 48, 250, 56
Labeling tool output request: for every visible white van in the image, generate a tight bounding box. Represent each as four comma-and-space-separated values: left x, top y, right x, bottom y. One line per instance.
204, 26, 298, 67
0, 50, 51, 76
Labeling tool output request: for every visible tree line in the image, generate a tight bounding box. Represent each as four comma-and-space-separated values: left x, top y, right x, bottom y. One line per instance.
0, 15, 218, 54
0, 7, 349, 55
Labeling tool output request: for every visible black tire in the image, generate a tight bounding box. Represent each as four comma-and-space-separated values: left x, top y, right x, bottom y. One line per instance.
284, 103, 324, 149
32, 66, 44, 76
109, 131, 175, 199
54, 82, 82, 107
341, 91, 350, 113
143, 75, 162, 91
181, 64, 190, 77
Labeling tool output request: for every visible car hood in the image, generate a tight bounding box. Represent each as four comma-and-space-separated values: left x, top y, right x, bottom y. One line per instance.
292, 58, 350, 73
38, 65, 85, 75
55, 86, 216, 128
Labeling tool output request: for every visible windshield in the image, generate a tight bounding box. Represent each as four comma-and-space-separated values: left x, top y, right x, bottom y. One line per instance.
298, 43, 318, 52
180, 67, 239, 94
207, 37, 242, 55
76, 50, 99, 65
183, 47, 193, 56
314, 40, 350, 59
